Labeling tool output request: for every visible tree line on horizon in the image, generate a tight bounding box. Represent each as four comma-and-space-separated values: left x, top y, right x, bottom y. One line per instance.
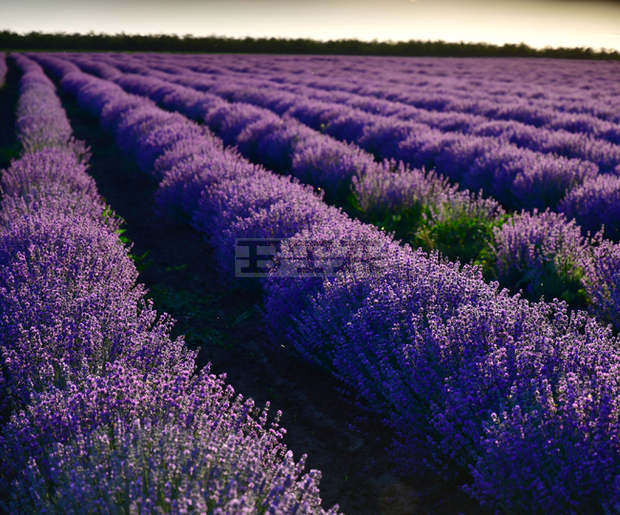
0, 30, 618, 59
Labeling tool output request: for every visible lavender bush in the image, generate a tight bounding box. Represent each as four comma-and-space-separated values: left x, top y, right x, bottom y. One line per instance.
292, 137, 376, 201
275, 244, 619, 512
492, 210, 589, 303
0, 205, 192, 410
352, 160, 455, 222
560, 174, 620, 241
154, 142, 259, 222
583, 240, 620, 329
417, 193, 505, 265
1, 148, 102, 211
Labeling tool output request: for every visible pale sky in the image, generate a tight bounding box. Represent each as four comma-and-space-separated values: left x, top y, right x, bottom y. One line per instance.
1, 0, 619, 51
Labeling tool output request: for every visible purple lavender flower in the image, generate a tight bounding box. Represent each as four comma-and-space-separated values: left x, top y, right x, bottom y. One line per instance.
492, 210, 588, 301
560, 174, 620, 240
352, 160, 458, 221
293, 138, 377, 199
583, 240, 620, 329
154, 141, 259, 221
1, 148, 99, 204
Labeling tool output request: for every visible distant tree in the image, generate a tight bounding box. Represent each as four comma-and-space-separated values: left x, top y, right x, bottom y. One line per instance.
0, 30, 617, 59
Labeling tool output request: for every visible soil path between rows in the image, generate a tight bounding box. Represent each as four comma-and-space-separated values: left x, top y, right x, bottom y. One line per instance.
0, 56, 20, 169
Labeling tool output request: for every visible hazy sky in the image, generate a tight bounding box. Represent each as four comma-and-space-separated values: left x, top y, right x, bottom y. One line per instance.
2, 0, 620, 50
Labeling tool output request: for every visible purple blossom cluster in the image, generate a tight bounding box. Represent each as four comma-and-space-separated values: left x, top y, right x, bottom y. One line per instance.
268, 235, 620, 513
582, 240, 620, 329
34, 53, 620, 513
492, 210, 588, 300
471, 119, 620, 173
0, 192, 188, 410
194, 172, 336, 277
2, 362, 334, 513
351, 161, 457, 220
0, 147, 110, 224
154, 140, 258, 222
560, 174, 620, 241
1, 55, 336, 513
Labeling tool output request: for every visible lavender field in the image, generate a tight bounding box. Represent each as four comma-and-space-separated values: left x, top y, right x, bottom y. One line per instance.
0, 52, 618, 514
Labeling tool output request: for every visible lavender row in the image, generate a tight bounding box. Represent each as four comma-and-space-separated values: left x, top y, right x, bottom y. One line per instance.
262, 76, 620, 172
13, 55, 82, 157
0, 54, 335, 514
59, 55, 620, 326
36, 54, 620, 513
81, 52, 620, 182
134, 54, 620, 171
147, 53, 620, 143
